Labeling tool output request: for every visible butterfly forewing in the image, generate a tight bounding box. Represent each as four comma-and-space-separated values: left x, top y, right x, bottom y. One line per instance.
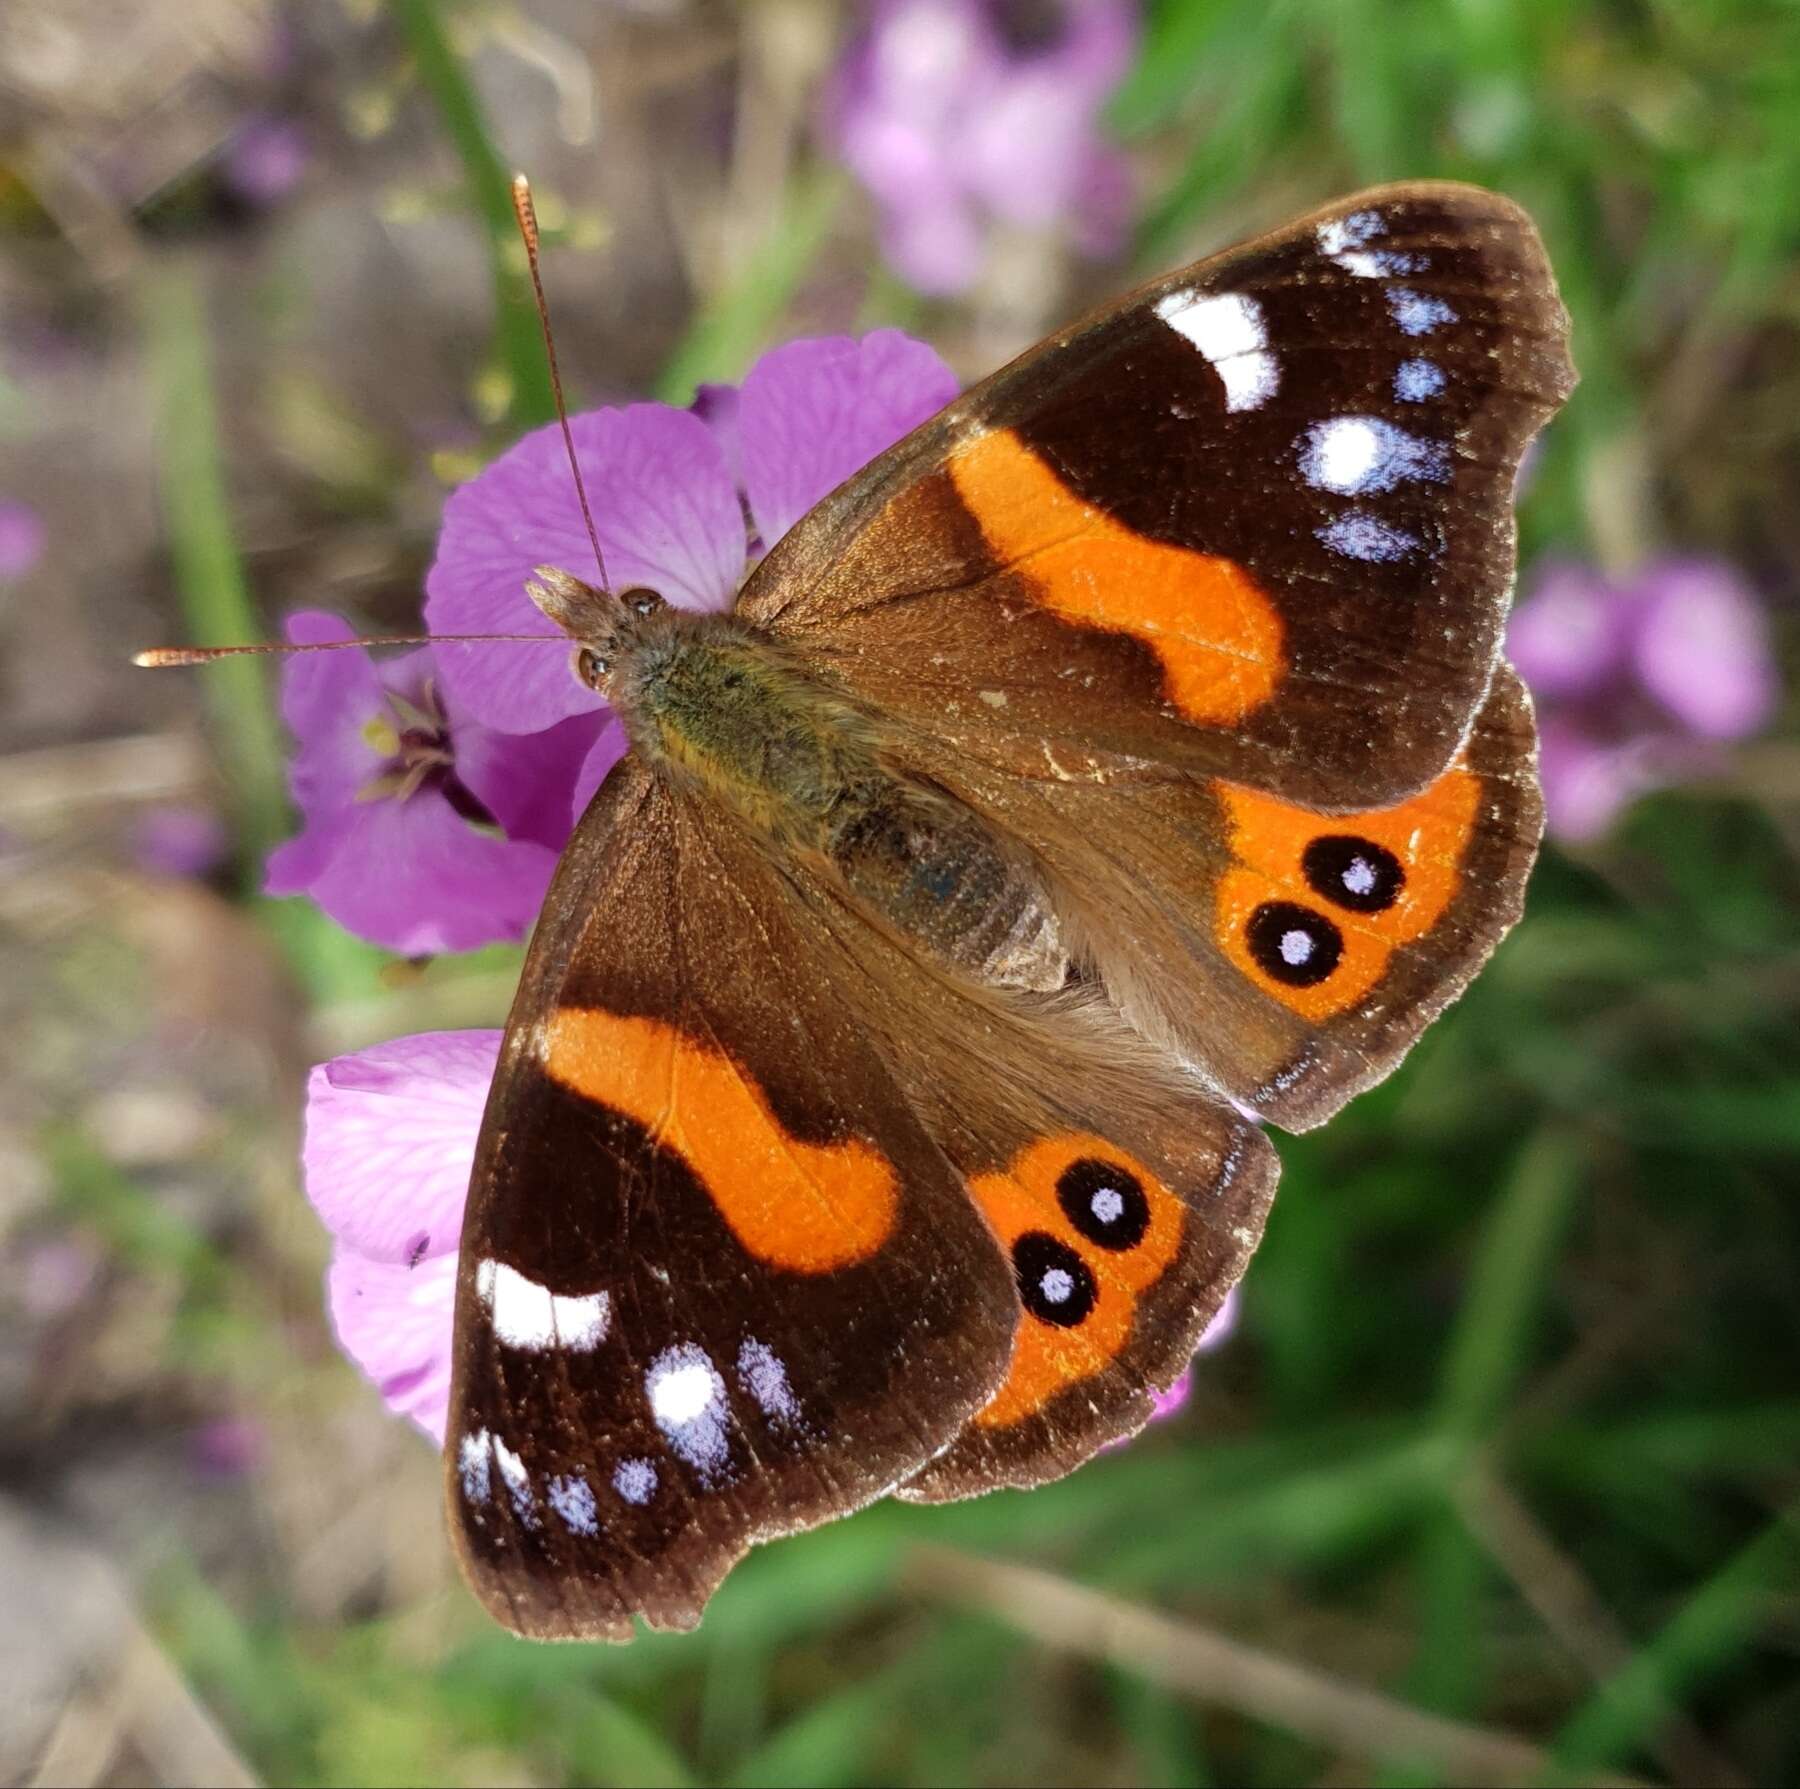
447, 760, 1017, 1640
741, 182, 1573, 812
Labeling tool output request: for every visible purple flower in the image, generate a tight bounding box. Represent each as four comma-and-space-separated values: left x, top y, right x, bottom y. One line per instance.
132, 806, 228, 880
190, 1415, 267, 1480
824, 0, 1139, 295
1508, 557, 1779, 841
0, 500, 45, 579
424, 330, 956, 756
222, 117, 310, 207
304, 1029, 1243, 1453
264, 611, 611, 954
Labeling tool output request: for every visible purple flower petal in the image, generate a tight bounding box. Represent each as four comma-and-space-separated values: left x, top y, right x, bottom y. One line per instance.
328, 1249, 459, 1444
569, 717, 631, 828
877, 180, 988, 296
824, 0, 1139, 294
0, 499, 45, 579
132, 805, 227, 879
190, 1415, 266, 1479
426, 405, 745, 734
1197, 1285, 1240, 1355
452, 706, 606, 854
966, 1, 1137, 232
1508, 562, 1631, 701
287, 791, 557, 955
223, 117, 310, 206
275, 611, 391, 818
739, 332, 959, 547
302, 1030, 498, 1265
1633, 558, 1778, 741
691, 382, 745, 497
1536, 716, 1687, 843
1145, 1370, 1191, 1425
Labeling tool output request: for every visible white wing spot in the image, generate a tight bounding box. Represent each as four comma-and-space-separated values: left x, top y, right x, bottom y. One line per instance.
457, 1430, 492, 1505
737, 1338, 802, 1425
1154, 290, 1278, 411
491, 1433, 540, 1528
546, 1472, 599, 1537
475, 1257, 610, 1353
1300, 417, 1448, 495
1040, 1267, 1076, 1305
1317, 209, 1424, 278
1091, 1186, 1125, 1225
647, 1343, 732, 1480
1280, 929, 1315, 967
1317, 511, 1422, 563
1394, 357, 1446, 402
1388, 288, 1458, 336
1342, 856, 1378, 897
613, 1458, 659, 1505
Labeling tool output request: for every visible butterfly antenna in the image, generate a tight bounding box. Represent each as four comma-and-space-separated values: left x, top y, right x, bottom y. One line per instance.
511, 172, 610, 592
134, 633, 567, 668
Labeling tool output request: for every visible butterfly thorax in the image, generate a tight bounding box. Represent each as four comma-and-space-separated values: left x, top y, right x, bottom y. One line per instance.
536, 568, 1066, 991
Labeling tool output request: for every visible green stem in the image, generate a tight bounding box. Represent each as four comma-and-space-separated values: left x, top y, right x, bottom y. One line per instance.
1436, 1126, 1582, 1450
144, 265, 290, 876
390, 0, 556, 430
655, 170, 849, 403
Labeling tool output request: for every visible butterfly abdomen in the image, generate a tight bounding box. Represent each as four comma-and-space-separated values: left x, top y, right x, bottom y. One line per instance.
827, 786, 1066, 990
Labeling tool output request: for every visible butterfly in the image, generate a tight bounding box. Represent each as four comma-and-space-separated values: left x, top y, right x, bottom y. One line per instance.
441, 182, 1573, 1640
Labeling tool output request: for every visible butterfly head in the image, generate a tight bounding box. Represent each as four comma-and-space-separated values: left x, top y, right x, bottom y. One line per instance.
524, 563, 668, 698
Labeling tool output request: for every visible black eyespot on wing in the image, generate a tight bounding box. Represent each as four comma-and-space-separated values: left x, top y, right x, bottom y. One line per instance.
1303, 835, 1406, 913
1013, 1231, 1097, 1328
1246, 902, 1344, 987
1056, 1158, 1150, 1252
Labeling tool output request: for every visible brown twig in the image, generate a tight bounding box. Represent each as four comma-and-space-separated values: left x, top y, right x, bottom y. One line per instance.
1456, 1465, 1746, 1788
904, 1545, 1649, 1789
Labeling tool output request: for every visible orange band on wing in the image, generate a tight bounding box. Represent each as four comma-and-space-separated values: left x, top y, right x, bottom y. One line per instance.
966, 1134, 1184, 1429
947, 429, 1284, 726
542, 1008, 898, 1272
1216, 760, 1481, 1022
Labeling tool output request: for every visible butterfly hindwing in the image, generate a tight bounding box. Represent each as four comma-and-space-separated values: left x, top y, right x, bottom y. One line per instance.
741, 182, 1572, 811
446, 758, 1018, 1640
897, 665, 1541, 1130
761, 884, 1280, 1500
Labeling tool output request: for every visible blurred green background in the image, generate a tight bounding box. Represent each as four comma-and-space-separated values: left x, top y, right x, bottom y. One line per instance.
2, 2, 1796, 1785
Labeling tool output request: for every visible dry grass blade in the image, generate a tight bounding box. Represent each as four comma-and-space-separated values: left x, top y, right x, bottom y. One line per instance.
904, 1545, 1650, 1789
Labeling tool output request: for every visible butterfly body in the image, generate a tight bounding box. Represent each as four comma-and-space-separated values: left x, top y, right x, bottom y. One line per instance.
450, 183, 1574, 1640
539, 566, 1069, 988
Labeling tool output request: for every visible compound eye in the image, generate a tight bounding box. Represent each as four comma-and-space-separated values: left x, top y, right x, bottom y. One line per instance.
574, 646, 610, 688
622, 587, 663, 617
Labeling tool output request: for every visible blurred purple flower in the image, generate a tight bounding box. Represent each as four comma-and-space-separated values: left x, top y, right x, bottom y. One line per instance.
424, 330, 956, 786
132, 806, 228, 880
190, 1415, 267, 1480
824, 0, 1138, 295
265, 611, 609, 954
17, 1235, 102, 1321
0, 500, 45, 579
222, 117, 311, 207
1508, 557, 1779, 841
